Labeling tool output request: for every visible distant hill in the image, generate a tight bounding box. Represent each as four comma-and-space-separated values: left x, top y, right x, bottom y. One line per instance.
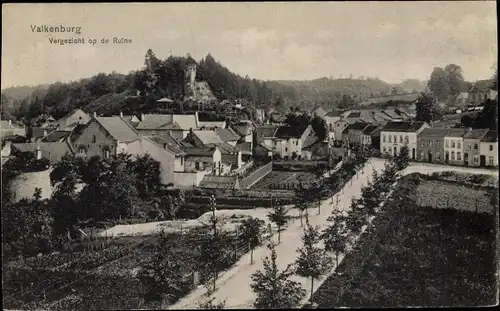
396, 79, 427, 93
1, 84, 50, 102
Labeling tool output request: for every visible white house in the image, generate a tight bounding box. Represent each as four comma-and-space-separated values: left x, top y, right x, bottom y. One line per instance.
380, 121, 429, 159
480, 130, 498, 167
443, 128, 469, 165
273, 124, 314, 159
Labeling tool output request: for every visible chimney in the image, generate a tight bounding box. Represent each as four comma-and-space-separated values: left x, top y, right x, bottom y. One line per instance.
468, 127, 472, 132
8, 120, 11, 125
141, 113, 145, 121
120, 111, 123, 118
195, 111, 199, 127
93, 111, 97, 118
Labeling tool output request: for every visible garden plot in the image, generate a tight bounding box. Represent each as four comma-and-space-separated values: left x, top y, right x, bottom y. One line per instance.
416, 180, 494, 213
250, 171, 318, 190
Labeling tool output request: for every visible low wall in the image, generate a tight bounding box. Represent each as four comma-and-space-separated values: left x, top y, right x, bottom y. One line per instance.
239, 161, 273, 189
174, 170, 209, 187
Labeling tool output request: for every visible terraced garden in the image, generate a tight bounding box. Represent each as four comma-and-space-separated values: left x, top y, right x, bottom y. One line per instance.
251, 171, 319, 190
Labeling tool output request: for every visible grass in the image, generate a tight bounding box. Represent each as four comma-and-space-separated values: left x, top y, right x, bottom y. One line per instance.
311, 175, 497, 308
251, 171, 318, 190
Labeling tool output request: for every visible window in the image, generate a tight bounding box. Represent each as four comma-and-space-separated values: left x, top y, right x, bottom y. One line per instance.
474, 144, 478, 150
393, 135, 397, 143
399, 135, 403, 143
92, 135, 97, 143
382, 135, 386, 142
388, 135, 392, 142
489, 156, 494, 165
457, 152, 461, 161
296, 140, 298, 146
490, 144, 494, 151
436, 152, 441, 160
457, 141, 461, 148
336, 124, 339, 127
451, 151, 455, 160
181, 157, 184, 165
103, 149, 110, 159
474, 156, 479, 163
421, 140, 425, 147
436, 140, 440, 147
429, 140, 433, 147
383, 147, 387, 153
285, 147, 288, 152
468, 144, 471, 150
445, 140, 449, 148
329, 124, 333, 131
79, 147, 86, 155
195, 162, 200, 170
451, 141, 455, 148
405, 136, 409, 143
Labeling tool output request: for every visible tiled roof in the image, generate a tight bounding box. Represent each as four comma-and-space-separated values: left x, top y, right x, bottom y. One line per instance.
199, 175, 239, 189
135, 114, 172, 129
41, 130, 72, 142
145, 135, 185, 156
380, 121, 427, 133
362, 125, 380, 135
210, 141, 239, 154
173, 114, 199, 130
302, 135, 318, 149
184, 147, 216, 156
256, 125, 279, 138
186, 156, 213, 162
419, 128, 449, 138
236, 142, 252, 154
216, 128, 241, 142
325, 110, 344, 117
381, 109, 401, 119
463, 128, 489, 140
11, 142, 73, 164
232, 121, 253, 137
275, 124, 309, 139
444, 128, 469, 137
29, 127, 57, 139
481, 130, 498, 142
193, 130, 224, 145
346, 112, 361, 118
57, 109, 90, 129
95, 117, 140, 142
346, 122, 370, 131
257, 142, 273, 151
199, 121, 227, 129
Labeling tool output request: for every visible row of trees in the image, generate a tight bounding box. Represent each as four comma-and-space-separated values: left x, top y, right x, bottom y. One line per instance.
249, 147, 411, 308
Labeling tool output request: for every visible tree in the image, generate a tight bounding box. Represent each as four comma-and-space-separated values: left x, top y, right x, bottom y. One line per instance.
311, 116, 328, 142
144, 49, 160, 72
251, 243, 306, 309
444, 64, 464, 97
345, 199, 366, 235
416, 92, 438, 123
321, 210, 349, 267
295, 215, 330, 304
238, 217, 265, 264
198, 230, 234, 291
309, 181, 326, 215
133, 154, 162, 198
427, 67, 448, 101
197, 285, 226, 309
294, 182, 311, 227
267, 199, 290, 244
392, 145, 411, 171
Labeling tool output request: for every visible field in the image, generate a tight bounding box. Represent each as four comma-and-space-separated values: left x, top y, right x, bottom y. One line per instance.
3, 223, 260, 310
311, 174, 497, 308
250, 171, 318, 190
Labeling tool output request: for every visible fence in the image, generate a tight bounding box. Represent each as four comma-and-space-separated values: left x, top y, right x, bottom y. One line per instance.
240, 161, 273, 189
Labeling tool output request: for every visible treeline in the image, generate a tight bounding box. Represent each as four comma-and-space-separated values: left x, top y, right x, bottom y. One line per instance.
2, 153, 184, 261
1, 50, 293, 124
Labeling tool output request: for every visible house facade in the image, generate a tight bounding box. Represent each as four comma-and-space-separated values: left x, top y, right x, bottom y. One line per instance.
134, 113, 200, 140
443, 128, 468, 165
57, 109, 91, 130
333, 119, 353, 142
463, 129, 489, 167
417, 128, 447, 163
380, 121, 429, 159
342, 122, 370, 147
479, 130, 498, 167
274, 124, 314, 159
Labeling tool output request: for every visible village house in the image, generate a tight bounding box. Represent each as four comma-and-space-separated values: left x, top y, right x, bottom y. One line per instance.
70, 115, 185, 185
273, 124, 315, 159
309, 106, 328, 118
215, 128, 241, 146
11, 141, 73, 164
463, 128, 489, 167
443, 128, 469, 165
468, 80, 495, 105
417, 128, 448, 163
254, 124, 279, 160
380, 121, 429, 159
134, 112, 200, 140
333, 118, 355, 143
324, 111, 345, 133
183, 130, 242, 169
56, 109, 91, 131
341, 122, 371, 148
479, 130, 498, 167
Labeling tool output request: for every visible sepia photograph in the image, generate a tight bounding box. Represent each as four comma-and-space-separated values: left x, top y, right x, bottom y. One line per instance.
1, 1, 498, 310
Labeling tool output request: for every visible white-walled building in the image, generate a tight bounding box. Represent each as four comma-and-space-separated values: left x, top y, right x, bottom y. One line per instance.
380, 121, 429, 159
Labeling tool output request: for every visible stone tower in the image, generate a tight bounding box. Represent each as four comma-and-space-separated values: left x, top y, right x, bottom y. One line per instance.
185, 53, 197, 99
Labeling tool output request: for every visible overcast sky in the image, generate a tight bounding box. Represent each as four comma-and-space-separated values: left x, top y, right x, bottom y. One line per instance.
1, 2, 497, 89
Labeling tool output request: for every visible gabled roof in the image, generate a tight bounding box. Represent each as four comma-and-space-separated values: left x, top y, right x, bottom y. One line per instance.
94, 117, 140, 142
469, 79, 494, 93
463, 128, 489, 140
157, 97, 173, 103
381, 109, 402, 119
444, 128, 469, 137
199, 121, 227, 129
199, 175, 239, 189
275, 124, 310, 139
380, 121, 427, 133
256, 125, 279, 138
232, 121, 253, 137
192, 130, 224, 145
481, 130, 498, 143
210, 141, 240, 154
302, 134, 318, 149
57, 109, 90, 129
41, 130, 72, 142
136, 114, 198, 131
11, 142, 73, 164
419, 128, 449, 138
362, 124, 380, 135
145, 135, 185, 156
325, 110, 344, 117
346, 122, 370, 131
29, 127, 58, 139
257, 142, 273, 151
216, 128, 241, 142
310, 106, 327, 117
346, 111, 361, 118
184, 146, 216, 157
